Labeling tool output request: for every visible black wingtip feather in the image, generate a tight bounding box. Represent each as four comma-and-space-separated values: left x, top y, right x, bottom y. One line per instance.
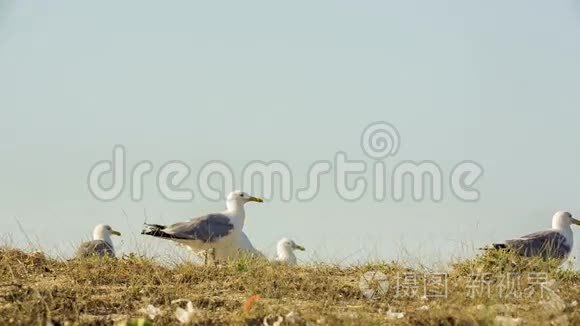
478, 243, 508, 250
141, 223, 175, 238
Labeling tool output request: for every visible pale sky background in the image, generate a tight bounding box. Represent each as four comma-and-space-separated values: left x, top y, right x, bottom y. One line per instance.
1, 1, 580, 268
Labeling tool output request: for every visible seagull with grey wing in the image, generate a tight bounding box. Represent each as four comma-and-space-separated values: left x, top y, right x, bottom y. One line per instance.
141, 191, 263, 262
484, 211, 580, 262
76, 224, 121, 258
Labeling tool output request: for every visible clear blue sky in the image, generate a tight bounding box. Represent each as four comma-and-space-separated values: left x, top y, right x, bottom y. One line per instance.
1, 1, 579, 267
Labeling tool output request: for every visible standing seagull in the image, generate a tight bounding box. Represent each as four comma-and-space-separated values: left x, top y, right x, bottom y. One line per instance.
275, 238, 305, 265
76, 224, 121, 258
141, 191, 263, 261
486, 211, 580, 261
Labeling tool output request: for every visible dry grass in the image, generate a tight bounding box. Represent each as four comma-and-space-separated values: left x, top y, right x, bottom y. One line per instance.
0, 247, 578, 325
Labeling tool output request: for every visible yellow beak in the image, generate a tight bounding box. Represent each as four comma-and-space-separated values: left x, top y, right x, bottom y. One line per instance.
248, 196, 264, 203
111, 230, 121, 236
573, 218, 580, 226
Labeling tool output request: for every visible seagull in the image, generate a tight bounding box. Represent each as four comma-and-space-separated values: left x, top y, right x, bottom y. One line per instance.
141, 191, 263, 262
485, 211, 580, 261
76, 224, 121, 258
275, 238, 305, 265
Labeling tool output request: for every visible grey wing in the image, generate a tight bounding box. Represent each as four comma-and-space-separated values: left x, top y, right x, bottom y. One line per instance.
163, 214, 234, 243
77, 240, 114, 258
505, 231, 570, 259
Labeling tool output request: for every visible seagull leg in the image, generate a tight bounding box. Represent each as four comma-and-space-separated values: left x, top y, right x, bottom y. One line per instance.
207, 248, 216, 266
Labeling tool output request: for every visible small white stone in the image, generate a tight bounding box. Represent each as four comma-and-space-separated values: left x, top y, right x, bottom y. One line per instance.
139, 304, 162, 320
494, 316, 523, 326
386, 309, 405, 320
174, 301, 200, 324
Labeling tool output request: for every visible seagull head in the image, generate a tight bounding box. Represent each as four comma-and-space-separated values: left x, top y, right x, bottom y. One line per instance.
552, 211, 580, 229
277, 237, 305, 253
227, 191, 264, 206
93, 224, 121, 242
